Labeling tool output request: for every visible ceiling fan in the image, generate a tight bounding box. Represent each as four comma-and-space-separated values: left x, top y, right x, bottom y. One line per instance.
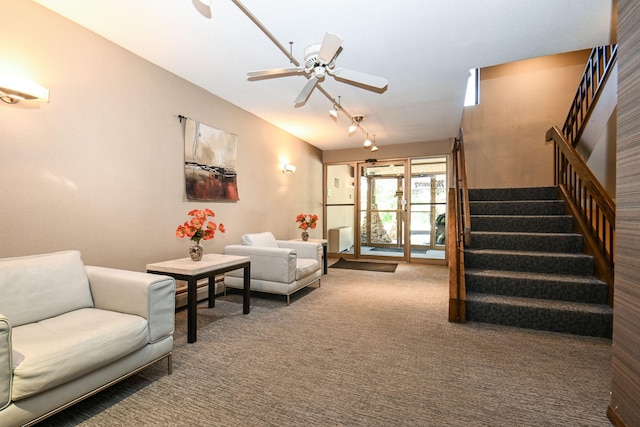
247, 32, 388, 107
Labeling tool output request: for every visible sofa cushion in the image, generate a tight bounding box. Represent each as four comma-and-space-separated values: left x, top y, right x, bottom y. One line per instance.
241, 232, 279, 248
10, 308, 148, 400
0, 250, 94, 327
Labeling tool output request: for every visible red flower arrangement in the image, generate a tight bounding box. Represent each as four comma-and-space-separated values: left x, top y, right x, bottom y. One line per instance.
176, 208, 225, 244
295, 213, 318, 231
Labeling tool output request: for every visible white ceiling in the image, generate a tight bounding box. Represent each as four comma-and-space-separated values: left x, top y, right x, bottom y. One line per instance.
34, 0, 614, 151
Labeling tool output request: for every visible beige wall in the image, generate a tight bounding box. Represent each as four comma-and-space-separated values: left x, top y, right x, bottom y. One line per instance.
0, 0, 322, 271
461, 50, 591, 189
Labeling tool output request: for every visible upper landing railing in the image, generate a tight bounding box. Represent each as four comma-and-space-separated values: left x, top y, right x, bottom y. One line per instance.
562, 44, 617, 147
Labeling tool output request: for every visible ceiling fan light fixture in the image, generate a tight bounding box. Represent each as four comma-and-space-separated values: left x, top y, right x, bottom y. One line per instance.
192, 0, 212, 18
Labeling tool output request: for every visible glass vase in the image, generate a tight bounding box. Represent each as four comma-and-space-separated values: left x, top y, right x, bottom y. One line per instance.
189, 241, 204, 261
301, 231, 309, 241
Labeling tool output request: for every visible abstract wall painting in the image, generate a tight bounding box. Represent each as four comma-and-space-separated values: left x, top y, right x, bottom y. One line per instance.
183, 118, 239, 201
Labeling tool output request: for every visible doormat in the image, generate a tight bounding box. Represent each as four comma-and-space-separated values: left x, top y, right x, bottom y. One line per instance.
329, 257, 398, 273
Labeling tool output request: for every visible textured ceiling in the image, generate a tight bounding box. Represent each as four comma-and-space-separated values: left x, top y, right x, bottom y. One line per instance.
34, 0, 614, 151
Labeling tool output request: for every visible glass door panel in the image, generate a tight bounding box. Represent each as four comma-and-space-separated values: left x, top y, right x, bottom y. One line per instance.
409, 158, 447, 261
358, 161, 407, 260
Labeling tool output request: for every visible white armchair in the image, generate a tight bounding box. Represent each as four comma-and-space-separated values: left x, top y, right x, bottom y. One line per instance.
224, 232, 322, 304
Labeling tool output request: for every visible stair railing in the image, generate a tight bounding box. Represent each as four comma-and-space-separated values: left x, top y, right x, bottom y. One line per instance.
562, 44, 617, 147
546, 126, 615, 305
449, 128, 470, 322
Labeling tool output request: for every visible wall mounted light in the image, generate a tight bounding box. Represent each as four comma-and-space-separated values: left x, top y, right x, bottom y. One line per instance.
0, 75, 49, 104
282, 163, 297, 174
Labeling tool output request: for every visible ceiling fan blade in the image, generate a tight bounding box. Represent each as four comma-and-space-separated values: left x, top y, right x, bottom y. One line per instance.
294, 77, 318, 107
318, 32, 343, 64
333, 68, 389, 91
247, 67, 304, 79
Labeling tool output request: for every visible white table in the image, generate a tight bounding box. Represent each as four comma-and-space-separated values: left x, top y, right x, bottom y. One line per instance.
147, 254, 250, 343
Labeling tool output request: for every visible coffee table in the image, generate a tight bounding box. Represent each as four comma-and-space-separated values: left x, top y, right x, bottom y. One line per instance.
147, 254, 250, 343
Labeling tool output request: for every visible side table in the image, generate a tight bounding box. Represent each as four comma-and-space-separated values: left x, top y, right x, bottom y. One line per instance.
147, 253, 250, 343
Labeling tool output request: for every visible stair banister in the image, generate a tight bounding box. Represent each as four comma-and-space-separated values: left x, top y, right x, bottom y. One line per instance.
546, 126, 615, 305
449, 128, 469, 322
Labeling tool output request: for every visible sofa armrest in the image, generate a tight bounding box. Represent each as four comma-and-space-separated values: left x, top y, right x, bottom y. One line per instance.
85, 266, 176, 343
277, 241, 322, 262
224, 245, 296, 283
0, 315, 11, 411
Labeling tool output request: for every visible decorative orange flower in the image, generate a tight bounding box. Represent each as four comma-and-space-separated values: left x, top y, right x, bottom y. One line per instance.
295, 213, 318, 230
176, 209, 225, 243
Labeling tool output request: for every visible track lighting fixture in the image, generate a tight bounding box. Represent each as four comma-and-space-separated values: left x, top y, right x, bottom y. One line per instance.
329, 103, 338, 119
348, 115, 363, 135
363, 133, 372, 148
329, 96, 341, 119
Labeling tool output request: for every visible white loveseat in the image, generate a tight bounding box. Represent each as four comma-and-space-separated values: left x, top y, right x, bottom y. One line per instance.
0, 250, 176, 427
224, 232, 322, 304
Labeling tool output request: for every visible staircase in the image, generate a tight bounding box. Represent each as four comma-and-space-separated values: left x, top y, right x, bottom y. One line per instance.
464, 186, 613, 338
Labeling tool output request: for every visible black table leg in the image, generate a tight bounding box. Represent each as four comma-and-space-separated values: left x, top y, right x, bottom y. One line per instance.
187, 278, 197, 343
208, 275, 216, 308
323, 244, 328, 274
243, 264, 250, 314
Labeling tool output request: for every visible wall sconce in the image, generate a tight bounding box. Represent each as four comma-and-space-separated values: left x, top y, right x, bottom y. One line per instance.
282, 163, 297, 174
0, 75, 49, 104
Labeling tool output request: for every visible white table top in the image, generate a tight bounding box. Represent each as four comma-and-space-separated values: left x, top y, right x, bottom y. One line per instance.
290, 238, 327, 244
146, 253, 250, 276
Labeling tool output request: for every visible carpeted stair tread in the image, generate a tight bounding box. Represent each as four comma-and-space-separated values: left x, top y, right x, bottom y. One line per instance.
464, 248, 594, 276
469, 200, 566, 216
470, 231, 583, 253
467, 292, 612, 313
466, 292, 613, 338
471, 215, 574, 233
468, 186, 559, 201
465, 269, 608, 303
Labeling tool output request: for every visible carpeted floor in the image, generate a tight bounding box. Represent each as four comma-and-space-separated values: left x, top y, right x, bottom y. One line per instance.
41, 261, 612, 426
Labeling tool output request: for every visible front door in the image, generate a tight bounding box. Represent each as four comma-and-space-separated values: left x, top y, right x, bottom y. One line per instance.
357, 160, 408, 260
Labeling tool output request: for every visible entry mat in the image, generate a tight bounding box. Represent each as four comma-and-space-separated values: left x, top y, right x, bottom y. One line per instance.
329, 257, 398, 273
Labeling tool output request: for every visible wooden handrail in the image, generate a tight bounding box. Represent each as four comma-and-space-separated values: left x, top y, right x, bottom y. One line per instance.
562, 45, 617, 147
546, 126, 615, 305
449, 128, 469, 322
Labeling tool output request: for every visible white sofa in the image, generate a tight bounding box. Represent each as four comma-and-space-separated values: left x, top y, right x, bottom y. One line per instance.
0, 250, 175, 427
224, 232, 322, 304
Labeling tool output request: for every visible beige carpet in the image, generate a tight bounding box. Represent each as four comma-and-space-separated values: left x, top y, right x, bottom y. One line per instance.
41, 261, 612, 426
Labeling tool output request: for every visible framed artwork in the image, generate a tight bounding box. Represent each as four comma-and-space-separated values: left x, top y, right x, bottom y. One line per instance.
183, 118, 239, 201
